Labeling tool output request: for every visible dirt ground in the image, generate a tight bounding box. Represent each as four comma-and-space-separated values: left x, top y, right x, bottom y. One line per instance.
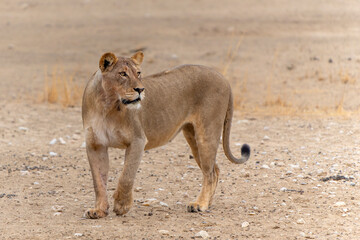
2, 0, 360, 239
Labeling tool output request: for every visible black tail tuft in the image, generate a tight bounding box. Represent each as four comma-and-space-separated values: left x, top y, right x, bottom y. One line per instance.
241, 144, 251, 158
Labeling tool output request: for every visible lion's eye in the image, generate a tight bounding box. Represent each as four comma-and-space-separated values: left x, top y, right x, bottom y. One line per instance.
137, 72, 141, 77
119, 72, 127, 77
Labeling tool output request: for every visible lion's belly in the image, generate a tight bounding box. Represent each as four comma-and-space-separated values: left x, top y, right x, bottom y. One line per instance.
144, 121, 186, 150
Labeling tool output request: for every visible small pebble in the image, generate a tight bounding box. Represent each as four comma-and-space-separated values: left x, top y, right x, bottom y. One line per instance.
52, 205, 65, 212
261, 164, 270, 169
297, 218, 305, 224
134, 187, 143, 192
159, 230, 170, 235
241, 221, 250, 228
49, 139, 57, 145
195, 230, 210, 239
18, 127, 28, 131
74, 233, 83, 237
160, 202, 169, 207
334, 202, 346, 207
49, 152, 57, 157
59, 137, 66, 144
142, 198, 158, 206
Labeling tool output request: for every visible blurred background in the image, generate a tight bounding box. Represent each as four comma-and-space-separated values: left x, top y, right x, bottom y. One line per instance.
2, 0, 360, 116
3, 1, 360, 239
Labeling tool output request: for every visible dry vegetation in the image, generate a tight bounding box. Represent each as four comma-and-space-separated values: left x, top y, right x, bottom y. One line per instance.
40, 66, 84, 108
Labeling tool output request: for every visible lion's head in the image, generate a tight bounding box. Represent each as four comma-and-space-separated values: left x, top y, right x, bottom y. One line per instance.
99, 51, 145, 110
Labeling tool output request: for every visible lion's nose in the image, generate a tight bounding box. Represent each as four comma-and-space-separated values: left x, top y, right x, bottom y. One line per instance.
134, 88, 145, 94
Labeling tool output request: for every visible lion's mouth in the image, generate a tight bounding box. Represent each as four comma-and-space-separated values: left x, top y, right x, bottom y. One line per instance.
121, 97, 141, 105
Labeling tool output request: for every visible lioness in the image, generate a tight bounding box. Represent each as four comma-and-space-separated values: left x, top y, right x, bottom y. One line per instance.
82, 51, 250, 219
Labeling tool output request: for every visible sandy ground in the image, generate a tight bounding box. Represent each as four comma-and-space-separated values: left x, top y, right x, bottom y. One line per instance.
2, 0, 360, 239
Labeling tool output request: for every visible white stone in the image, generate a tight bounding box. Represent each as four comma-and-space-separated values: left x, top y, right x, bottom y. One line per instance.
263, 135, 270, 140
261, 164, 270, 169
59, 137, 66, 144
52, 205, 65, 212
195, 230, 210, 239
160, 202, 169, 207
74, 233, 83, 237
280, 187, 287, 192
49, 138, 57, 145
20, 170, 29, 176
49, 152, 57, 157
159, 230, 170, 235
297, 218, 305, 224
241, 221, 250, 228
18, 126, 28, 131
334, 202, 346, 207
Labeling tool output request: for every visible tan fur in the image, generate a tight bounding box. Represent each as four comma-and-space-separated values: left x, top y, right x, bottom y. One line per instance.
82, 51, 250, 219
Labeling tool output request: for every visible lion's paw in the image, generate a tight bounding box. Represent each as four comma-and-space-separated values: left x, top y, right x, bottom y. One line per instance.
113, 199, 133, 216
187, 202, 208, 213
84, 208, 108, 219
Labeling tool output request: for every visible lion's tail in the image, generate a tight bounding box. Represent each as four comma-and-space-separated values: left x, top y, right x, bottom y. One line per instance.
222, 91, 250, 164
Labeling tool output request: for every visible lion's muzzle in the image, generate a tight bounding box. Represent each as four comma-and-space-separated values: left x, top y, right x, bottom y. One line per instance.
121, 88, 145, 105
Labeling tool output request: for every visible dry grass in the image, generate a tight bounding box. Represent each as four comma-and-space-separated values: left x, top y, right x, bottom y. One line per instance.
222, 34, 244, 77
40, 66, 84, 107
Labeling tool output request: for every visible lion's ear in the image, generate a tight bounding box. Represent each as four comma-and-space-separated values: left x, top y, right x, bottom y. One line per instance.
99, 52, 118, 72
131, 51, 144, 65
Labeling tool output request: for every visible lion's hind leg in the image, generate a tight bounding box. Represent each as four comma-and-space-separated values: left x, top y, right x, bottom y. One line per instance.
184, 123, 221, 212
183, 124, 201, 169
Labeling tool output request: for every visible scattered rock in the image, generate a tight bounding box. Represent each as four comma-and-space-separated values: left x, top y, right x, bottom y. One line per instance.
241, 221, 250, 228
263, 135, 270, 141
74, 233, 83, 237
160, 201, 169, 207
334, 202, 346, 207
18, 127, 28, 131
320, 175, 349, 182
195, 230, 210, 239
72, 134, 81, 140
134, 187, 143, 192
52, 205, 65, 212
187, 165, 196, 169
142, 198, 158, 206
49, 139, 57, 145
261, 164, 270, 169
59, 137, 66, 145
49, 152, 58, 157
310, 56, 319, 61
159, 230, 170, 235
297, 218, 305, 224
286, 64, 295, 71
20, 170, 29, 176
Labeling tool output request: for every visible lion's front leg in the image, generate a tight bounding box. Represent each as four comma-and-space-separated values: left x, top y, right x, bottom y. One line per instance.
113, 139, 145, 216
85, 144, 110, 219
